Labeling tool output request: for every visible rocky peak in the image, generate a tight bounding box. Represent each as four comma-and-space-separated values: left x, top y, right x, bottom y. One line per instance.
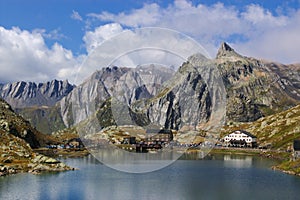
216, 42, 241, 59
38, 79, 74, 98
0, 80, 75, 108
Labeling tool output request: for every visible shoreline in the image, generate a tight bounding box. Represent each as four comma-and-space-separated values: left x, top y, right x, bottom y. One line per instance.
35, 146, 299, 178
187, 147, 300, 177
34, 148, 90, 158
0, 153, 75, 177
2, 147, 299, 177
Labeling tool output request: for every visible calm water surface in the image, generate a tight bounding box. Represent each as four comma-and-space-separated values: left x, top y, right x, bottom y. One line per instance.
1, 154, 300, 200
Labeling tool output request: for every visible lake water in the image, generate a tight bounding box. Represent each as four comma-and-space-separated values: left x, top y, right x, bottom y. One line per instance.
1, 154, 300, 200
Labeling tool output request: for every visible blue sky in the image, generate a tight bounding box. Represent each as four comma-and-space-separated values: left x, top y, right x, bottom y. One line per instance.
0, 0, 300, 83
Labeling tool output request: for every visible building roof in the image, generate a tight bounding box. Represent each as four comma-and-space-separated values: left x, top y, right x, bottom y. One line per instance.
146, 129, 172, 134
231, 130, 257, 138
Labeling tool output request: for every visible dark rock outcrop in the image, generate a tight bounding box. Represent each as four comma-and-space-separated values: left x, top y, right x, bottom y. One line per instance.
216, 42, 242, 59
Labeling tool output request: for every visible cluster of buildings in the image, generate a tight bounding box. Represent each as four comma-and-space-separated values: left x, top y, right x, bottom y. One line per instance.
128, 129, 173, 153
62, 128, 300, 158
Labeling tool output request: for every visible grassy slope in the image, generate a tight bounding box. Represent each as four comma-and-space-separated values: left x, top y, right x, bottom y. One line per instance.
221, 104, 300, 151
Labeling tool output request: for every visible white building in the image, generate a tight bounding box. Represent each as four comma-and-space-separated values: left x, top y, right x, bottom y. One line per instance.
224, 130, 257, 148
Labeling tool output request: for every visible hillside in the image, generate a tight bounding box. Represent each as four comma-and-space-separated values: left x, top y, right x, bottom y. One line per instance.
221, 104, 300, 151
0, 98, 58, 148
0, 99, 72, 176
16, 105, 66, 135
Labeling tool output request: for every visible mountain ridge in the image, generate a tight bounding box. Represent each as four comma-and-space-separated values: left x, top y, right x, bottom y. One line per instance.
0, 79, 74, 108
1, 42, 300, 134
215, 42, 300, 122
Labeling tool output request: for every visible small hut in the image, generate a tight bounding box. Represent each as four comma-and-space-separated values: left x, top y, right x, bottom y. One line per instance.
293, 139, 300, 159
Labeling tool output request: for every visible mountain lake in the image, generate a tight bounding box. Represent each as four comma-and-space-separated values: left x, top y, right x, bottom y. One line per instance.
1, 153, 300, 200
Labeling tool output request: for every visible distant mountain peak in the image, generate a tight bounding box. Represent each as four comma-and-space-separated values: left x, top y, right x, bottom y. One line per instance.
216, 42, 242, 59
0, 79, 75, 108
220, 42, 233, 51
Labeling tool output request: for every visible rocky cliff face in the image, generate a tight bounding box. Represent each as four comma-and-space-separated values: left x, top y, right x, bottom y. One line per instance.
76, 55, 226, 137
0, 80, 74, 134
216, 42, 300, 122
59, 65, 175, 127
0, 79, 74, 108
63, 43, 300, 130
143, 54, 226, 130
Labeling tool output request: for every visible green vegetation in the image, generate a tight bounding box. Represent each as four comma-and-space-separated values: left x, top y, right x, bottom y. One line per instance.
222, 104, 300, 151
210, 148, 261, 156
17, 105, 66, 134
274, 159, 300, 176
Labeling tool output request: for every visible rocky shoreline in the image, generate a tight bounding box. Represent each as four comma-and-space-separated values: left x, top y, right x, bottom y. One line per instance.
272, 159, 300, 177
272, 166, 300, 177
0, 153, 74, 177
34, 148, 90, 158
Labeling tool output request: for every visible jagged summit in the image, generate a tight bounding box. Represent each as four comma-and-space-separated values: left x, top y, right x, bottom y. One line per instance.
220, 42, 234, 51
0, 79, 75, 108
216, 42, 242, 59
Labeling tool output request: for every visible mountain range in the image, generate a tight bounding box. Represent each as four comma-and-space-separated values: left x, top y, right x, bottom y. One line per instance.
0, 79, 74, 108
1, 42, 299, 134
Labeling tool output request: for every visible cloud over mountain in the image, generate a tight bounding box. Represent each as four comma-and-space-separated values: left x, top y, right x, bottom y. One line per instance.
0, 0, 299, 84
87, 0, 300, 64
0, 26, 81, 83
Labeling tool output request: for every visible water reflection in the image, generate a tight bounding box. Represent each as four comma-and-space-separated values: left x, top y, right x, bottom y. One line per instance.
223, 155, 253, 168
89, 147, 182, 173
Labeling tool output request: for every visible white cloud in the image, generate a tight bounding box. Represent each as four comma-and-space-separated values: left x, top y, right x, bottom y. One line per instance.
77, 27, 209, 84
1, 1, 299, 85
34, 28, 67, 40
71, 10, 83, 21
87, 0, 300, 64
83, 23, 124, 53
247, 5, 287, 24
234, 9, 300, 63
0, 26, 80, 83
88, 3, 161, 28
